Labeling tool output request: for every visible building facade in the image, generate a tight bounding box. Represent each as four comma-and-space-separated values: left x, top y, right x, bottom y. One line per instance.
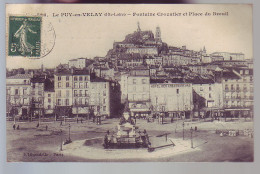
127, 75, 151, 117
30, 77, 46, 118
90, 77, 111, 117
221, 68, 253, 118
150, 83, 193, 118
6, 74, 32, 118
72, 70, 91, 117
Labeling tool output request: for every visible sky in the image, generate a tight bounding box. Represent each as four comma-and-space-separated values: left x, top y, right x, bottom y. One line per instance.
6, 4, 253, 69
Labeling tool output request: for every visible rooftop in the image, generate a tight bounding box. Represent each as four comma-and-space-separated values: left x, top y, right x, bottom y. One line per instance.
7, 74, 32, 79
91, 76, 111, 83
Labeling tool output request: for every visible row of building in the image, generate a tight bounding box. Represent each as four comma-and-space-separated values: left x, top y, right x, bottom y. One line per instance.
119, 67, 253, 119
6, 23, 254, 120
6, 65, 253, 120
6, 69, 121, 119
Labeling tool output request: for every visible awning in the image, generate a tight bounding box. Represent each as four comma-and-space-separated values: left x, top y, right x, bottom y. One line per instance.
224, 108, 251, 111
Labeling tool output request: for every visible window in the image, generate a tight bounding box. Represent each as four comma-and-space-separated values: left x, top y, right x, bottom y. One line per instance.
74, 90, 77, 97
85, 98, 89, 105
48, 94, 51, 97
209, 93, 212, 98
57, 90, 61, 97
58, 82, 61, 88
236, 84, 240, 90
103, 106, 106, 112
48, 98, 51, 103
225, 84, 228, 90
74, 82, 78, 88
85, 82, 88, 88
79, 90, 82, 96
79, 98, 82, 105
162, 106, 165, 112
58, 76, 61, 81
66, 90, 70, 97
66, 76, 69, 81
200, 87, 203, 91
65, 99, 69, 106
103, 98, 106, 104
209, 86, 212, 91
74, 76, 78, 81
15, 89, 19, 95
84, 76, 88, 81
24, 80, 27, 84
38, 91, 42, 95
176, 89, 179, 94
79, 82, 83, 88
133, 79, 136, 84
23, 98, 27, 104
57, 99, 61, 105
103, 91, 106, 96
48, 105, 51, 109
23, 89, 26, 95
79, 76, 83, 81
66, 82, 70, 87
104, 84, 107, 88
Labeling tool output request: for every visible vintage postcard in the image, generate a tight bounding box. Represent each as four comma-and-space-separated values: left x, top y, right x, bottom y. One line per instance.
6, 4, 253, 162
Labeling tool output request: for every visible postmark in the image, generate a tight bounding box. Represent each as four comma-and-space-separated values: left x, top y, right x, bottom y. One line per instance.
8, 16, 42, 57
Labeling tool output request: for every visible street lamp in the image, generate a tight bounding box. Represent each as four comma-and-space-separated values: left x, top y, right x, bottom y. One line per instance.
182, 122, 185, 140
68, 124, 71, 141
60, 129, 62, 151
190, 127, 193, 148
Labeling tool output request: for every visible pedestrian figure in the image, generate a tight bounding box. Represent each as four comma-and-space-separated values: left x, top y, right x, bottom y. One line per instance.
46, 125, 48, 131
77, 118, 79, 123
36, 122, 39, 128
171, 117, 174, 123
17, 125, 20, 130
81, 118, 83, 123
60, 121, 62, 126
13, 124, 16, 130
107, 130, 110, 135
195, 126, 197, 131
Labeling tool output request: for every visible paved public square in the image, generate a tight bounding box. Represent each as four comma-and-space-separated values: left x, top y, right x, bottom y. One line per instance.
6, 118, 254, 162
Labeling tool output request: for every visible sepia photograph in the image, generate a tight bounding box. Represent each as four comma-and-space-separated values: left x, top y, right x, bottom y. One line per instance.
5, 4, 254, 162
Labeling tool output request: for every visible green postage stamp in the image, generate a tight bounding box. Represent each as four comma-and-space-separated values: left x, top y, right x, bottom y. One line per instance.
8, 16, 41, 57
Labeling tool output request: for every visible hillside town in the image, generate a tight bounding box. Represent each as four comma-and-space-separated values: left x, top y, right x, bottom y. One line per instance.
6, 21, 254, 162
6, 23, 254, 122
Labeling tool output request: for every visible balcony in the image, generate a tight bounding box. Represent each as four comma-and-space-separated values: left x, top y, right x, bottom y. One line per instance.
74, 94, 89, 97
